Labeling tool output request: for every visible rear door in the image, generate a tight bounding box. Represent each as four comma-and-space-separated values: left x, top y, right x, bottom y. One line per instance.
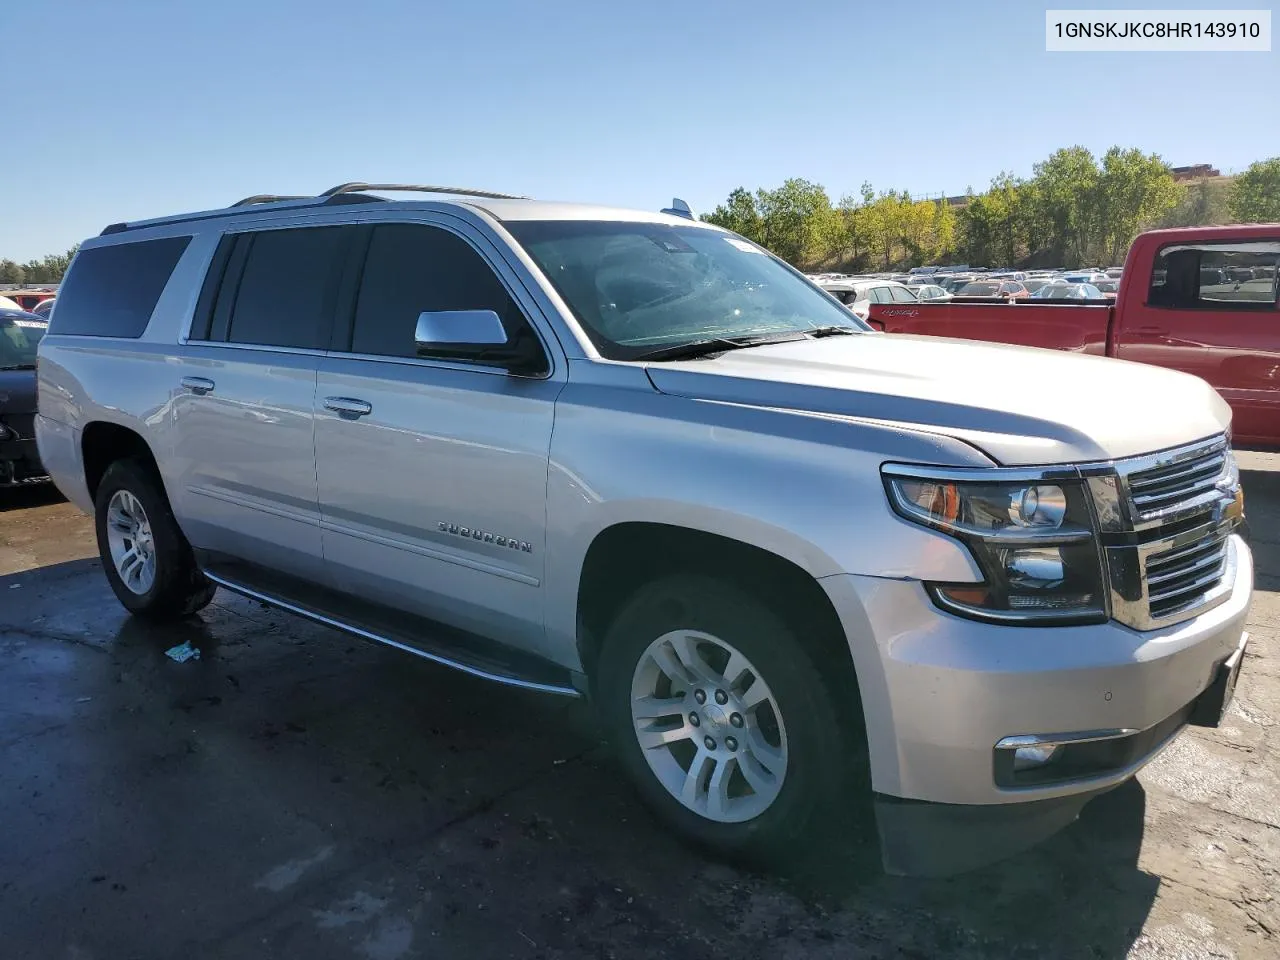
313, 218, 564, 657
170, 224, 352, 580
1114, 239, 1280, 444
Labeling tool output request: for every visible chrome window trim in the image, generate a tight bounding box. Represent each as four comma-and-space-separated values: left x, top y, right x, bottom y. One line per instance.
174, 209, 568, 380
181, 340, 328, 358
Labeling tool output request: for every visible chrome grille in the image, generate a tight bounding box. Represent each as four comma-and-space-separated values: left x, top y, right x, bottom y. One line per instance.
1095, 434, 1241, 631
1126, 442, 1228, 521
1144, 531, 1231, 621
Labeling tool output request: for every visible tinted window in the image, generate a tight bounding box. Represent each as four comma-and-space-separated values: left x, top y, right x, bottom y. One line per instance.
225, 227, 347, 349
889, 285, 917, 302
1, 315, 46, 367
50, 236, 190, 338
350, 224, 544, 369
1149, 242, 1280, 309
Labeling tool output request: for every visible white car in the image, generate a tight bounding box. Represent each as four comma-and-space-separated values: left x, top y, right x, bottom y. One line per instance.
818, 278, 918, 319
913, 284, 952, 302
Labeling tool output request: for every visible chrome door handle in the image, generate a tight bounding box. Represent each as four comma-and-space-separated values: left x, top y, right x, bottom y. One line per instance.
180, 377, 215, 395
323, 397, 373, 418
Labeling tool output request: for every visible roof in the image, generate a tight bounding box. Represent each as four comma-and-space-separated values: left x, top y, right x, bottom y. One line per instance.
99, 186, 714, 238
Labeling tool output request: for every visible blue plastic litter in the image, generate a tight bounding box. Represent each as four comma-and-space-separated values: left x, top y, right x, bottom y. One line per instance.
164, 640, 202, 663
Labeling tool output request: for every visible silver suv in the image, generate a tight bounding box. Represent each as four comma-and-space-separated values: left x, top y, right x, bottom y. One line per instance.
36, 183, 1253, 876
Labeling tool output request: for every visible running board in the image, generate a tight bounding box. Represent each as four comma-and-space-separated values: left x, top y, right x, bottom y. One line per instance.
200, 561, 581, 698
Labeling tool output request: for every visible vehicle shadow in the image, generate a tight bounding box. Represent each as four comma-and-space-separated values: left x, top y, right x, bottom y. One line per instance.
776, 780, 1156, 957
0, 483, 65, 513
1241, 466, 1278, 586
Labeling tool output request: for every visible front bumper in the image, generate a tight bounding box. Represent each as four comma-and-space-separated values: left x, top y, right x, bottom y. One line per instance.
0, 436, 49, 487
819, 535, 1252, 872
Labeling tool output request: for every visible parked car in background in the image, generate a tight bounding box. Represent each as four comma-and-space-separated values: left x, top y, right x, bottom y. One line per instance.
818, 278, 918, 319
1022, 278, 1056, 295
913, 283, 952, 302
0, 289, 58, 312
32, 298, 56, 320
1105, 267, 1124, 278
1095, 279, 1120, 300
939, 274, 978, 293
1031, 282, 1104, 300
866, 223, 1280, 447
955, 280, 1029, 299
0, 308, 49, 487
1063, 272, 1109, 285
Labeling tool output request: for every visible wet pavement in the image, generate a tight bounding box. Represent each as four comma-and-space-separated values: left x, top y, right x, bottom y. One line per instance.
1, 454, 1278, 960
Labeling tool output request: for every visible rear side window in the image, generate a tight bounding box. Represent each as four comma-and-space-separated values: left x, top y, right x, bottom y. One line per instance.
1150, 241, 1280, 310
222, 227, 348, 349
50, 236, 190, 338
889, 286, 917, 303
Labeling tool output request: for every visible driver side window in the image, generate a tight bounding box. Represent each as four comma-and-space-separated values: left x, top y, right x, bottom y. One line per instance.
348, 224, 548, 372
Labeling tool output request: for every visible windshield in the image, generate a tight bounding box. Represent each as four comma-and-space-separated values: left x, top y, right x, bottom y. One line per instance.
0, 317, 46, 367
506, 221, 868, 359
1033, 283, 1085, 299
957, 282, 1001, 296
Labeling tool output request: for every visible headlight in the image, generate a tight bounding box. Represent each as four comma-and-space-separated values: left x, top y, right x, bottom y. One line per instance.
883, 467, 1107, 625
0, 423, 12, 441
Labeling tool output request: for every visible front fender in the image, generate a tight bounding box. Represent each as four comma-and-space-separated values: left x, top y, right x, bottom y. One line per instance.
543, 378, 990, 666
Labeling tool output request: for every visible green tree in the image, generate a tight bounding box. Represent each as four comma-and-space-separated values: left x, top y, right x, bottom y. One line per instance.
753, 178, 834, 264
1158, 178, 1233, 227
1030, 146, 1100, 266
0, 260, 24, 284
1092, 148, 1180, 263
701, 187, 764, 244
1229, 157, 1280, 222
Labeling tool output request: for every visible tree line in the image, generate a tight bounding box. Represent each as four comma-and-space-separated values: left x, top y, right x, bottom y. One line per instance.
0, 247, 79, 286
4, 153, 1279, 281
702, 150, 1280, 272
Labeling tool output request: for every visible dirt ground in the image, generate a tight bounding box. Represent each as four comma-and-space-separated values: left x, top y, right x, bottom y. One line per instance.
0, 453, 1276, 960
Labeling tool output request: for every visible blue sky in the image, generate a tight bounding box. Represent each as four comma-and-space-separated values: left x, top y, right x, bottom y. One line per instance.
3, 0, 1277, 260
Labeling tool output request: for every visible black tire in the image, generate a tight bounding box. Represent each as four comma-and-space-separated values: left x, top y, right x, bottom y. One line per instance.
595, 575, 870, 867
94, 458, 216, 619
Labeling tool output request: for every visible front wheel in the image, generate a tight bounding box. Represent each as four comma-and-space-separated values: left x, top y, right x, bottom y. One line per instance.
595, 575, 867, 866
94, 458, 216, 619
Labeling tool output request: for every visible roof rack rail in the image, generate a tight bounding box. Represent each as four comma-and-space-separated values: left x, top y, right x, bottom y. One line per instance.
319, 182, 530, 202
230, 194, 312, 207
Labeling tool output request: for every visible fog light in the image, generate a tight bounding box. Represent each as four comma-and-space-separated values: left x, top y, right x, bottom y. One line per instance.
1013, 744, 1062, 770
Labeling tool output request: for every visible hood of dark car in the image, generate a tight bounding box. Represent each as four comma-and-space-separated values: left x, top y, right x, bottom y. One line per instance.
0, 368, 37, 416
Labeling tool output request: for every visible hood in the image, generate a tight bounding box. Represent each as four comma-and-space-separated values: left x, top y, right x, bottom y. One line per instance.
645, 333, 1231, 466
0, 368, 37, 415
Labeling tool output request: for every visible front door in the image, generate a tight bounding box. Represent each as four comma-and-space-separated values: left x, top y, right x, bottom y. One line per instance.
1115, 239, 1280, 445
169, 224, 350, 581
313, 221, 563, 658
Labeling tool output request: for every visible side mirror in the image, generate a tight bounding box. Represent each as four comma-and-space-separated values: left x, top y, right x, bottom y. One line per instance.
414, 309, 546, 376
415, 310, 509, 350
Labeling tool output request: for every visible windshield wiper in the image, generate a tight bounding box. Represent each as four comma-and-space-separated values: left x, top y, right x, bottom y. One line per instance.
630, 332, 808, 363
804, 325, 858, 338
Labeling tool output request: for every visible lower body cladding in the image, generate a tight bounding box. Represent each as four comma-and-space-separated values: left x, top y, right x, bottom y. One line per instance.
821, 535, 1253, 877
0, 434, 49, 488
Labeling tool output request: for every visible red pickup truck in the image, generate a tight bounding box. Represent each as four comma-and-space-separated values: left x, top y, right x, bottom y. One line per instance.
867, 224, 1280, 447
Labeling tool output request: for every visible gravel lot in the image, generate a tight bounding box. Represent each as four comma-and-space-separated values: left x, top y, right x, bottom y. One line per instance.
1, 452, 1276, 960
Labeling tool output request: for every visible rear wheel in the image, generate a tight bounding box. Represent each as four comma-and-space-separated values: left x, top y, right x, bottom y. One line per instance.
595, 575, 867, 865
94, 459, 216, 619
